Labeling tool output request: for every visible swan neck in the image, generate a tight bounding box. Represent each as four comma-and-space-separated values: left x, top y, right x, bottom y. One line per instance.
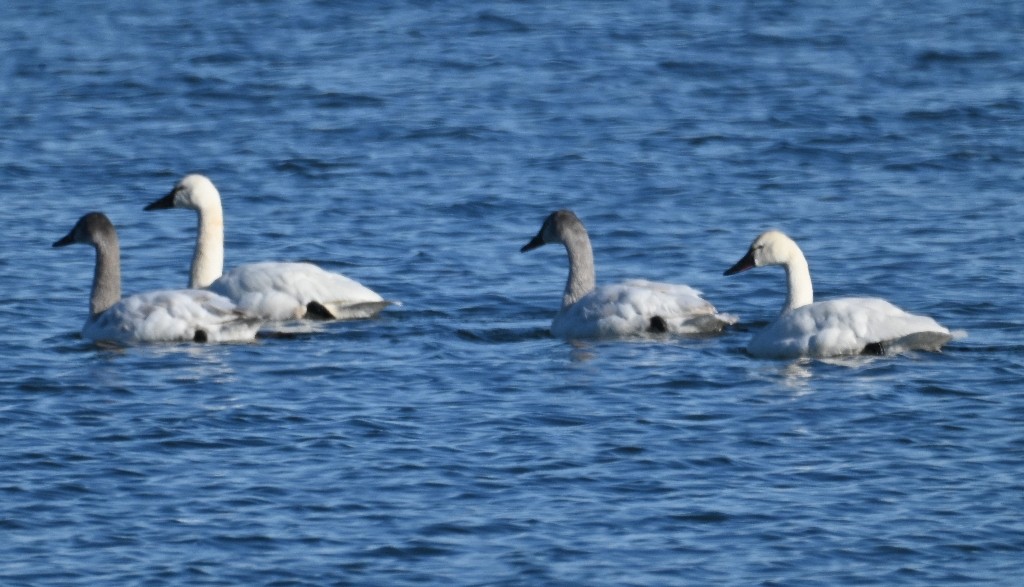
561, 229, 596, 308
783, 250, 813, 313
190, 204, 225, 289
90, 238, 121, 316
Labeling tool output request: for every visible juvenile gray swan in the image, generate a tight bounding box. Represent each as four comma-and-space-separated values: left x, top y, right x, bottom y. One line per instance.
521, 210, 737, 339
145, 174, 392, 321
724, 230, 955, 359
54, 212, 262, 344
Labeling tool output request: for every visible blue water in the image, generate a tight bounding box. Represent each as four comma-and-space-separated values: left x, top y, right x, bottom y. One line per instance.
2, 1, 1023, 585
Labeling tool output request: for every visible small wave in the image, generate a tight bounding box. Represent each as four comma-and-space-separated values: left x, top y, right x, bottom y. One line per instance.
365, 541, 454, 559
669, 510, 730, 524
903, 106, 988, 121
914, 49, 1004, 67
472, 11, 530, 35
455, 326, 551, 343
313, 91, 385, 109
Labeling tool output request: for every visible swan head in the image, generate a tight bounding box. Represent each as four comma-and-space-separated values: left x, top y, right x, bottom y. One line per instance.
724, 230, 799, 275
145, 174, 221, 212
53, 212, 118, 249
521, 209, 584, 252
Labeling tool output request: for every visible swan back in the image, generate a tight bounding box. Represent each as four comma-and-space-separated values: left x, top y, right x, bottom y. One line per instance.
209, 262, 387, 321
747, 297, 952, 359
551, 279, 736, 339
84, 289, 262, 344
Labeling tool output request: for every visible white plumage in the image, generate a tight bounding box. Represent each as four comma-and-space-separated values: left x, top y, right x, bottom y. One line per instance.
522, 210, 737, 339
83, 289, 262, 344
725, 230, 954, 359
146, 174, 391, 321
209, 261, 388, 321
54, 213, 261, 344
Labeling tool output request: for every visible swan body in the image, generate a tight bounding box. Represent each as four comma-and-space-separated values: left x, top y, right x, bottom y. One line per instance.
521, 210, 737, 339
209, 261, 388, 321
724, 230, 953, 359
145, 174, 390, 321
54, 213, 262, 344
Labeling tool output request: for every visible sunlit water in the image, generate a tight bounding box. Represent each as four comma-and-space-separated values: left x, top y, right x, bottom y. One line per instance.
1, 1, 1022, 585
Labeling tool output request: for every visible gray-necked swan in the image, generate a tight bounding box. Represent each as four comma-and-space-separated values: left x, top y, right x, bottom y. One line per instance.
145, 174, 392, 321
53, 212, 262, 344
724, 230, 954, 359
521, 210, 737, 339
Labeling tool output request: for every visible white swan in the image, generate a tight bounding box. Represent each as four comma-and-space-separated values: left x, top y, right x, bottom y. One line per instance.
145, 174, 391, 321
53, 212, 262, 344
724, 230, 953, 359
521, 210, 737, 339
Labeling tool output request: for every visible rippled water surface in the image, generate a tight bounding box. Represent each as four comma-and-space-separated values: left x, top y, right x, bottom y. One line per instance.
2, 1, 1023, 585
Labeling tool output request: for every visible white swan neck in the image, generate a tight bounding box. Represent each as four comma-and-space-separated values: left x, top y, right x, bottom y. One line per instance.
561, 228, 596, 308
783, 249, 813, 313
190, 203, 225, 289
91, 238, 122, 316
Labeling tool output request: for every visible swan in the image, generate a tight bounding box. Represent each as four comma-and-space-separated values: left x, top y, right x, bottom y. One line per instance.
520, 210, 737, 339
53, 212, 262, 344
145, 174, 392, 321
723, 230, 953, 359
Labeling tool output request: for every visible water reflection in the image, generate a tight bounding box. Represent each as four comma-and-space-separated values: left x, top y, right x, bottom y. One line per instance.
81, 343, 245, 389
568, 340, 595, 363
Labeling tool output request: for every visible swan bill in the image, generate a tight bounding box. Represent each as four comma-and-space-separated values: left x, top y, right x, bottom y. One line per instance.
521, 233, 545, 253
52, 231, 75, 248
724, 250, 756, 276
144, 190, 176, 211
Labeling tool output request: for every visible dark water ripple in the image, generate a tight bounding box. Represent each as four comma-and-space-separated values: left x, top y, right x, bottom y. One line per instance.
2, 0, 1023, 585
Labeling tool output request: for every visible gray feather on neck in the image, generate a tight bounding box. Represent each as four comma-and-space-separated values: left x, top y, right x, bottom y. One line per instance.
557, 214, 597, 308
88, 218, 122, 316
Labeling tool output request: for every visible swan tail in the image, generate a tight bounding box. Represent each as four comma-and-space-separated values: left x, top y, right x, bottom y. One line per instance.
679, 312, 739, 334
205, 315, 263, 342
867, 331, 954, 355
315, 300, 396, 320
